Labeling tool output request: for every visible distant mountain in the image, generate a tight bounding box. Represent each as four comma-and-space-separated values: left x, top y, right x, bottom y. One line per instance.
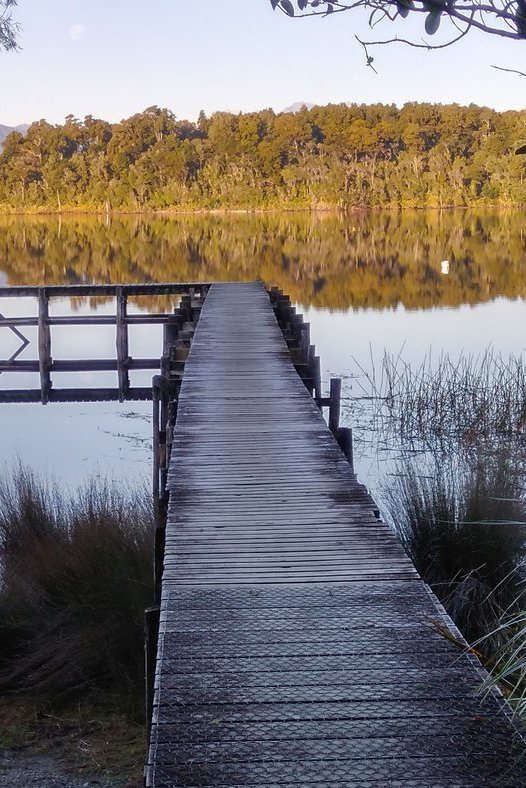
0, 123, 29, 147
282, 102, 316, 113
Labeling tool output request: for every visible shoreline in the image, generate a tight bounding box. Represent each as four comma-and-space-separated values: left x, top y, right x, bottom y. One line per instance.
0, 202, 524, 218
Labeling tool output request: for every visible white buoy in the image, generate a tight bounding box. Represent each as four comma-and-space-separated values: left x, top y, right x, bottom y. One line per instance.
441, 260, 450, 275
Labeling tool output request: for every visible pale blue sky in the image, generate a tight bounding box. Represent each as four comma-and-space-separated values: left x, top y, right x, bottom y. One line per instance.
1, 0, 525, 127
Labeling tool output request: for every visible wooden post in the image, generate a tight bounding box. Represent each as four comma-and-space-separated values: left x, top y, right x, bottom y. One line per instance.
154, 514, 166, 603
38, 289, 51, 404
293, 312, 304, 341
300, 323, 310, 361
286, 305, 296, 333
166, 398, 178, 466
278, 295, 290, 325
336, 426, 354, 472
152, 378, 160, 504
116, 286, 129, 402
159, 389, 168, 500
152, 375, 177, 512
190, 294, 203, 322
268, 286, 280, 307
329, 377, 341, 434
312, 352, 322, 405
145, 605, 160, 728
180, 294, 192, 322
163, 320, 179, 352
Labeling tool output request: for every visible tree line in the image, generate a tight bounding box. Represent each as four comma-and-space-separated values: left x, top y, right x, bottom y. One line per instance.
0, 103, 525, 211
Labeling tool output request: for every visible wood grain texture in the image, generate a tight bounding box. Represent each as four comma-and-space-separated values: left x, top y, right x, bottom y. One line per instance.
146, 282, 524, 787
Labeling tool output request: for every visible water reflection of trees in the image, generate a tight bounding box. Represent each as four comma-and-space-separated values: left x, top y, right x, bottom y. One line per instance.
1, 210, 525, 310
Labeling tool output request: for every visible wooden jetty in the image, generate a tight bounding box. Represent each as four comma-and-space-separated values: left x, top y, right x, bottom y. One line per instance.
0, 280, 523, 785
146, 282, 524, 787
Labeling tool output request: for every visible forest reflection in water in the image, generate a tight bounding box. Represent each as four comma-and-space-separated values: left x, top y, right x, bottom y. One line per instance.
0, 208, 525, 487
1, 208, 525, 310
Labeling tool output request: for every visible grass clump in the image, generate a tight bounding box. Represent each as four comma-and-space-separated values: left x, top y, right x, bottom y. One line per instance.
350, 346, 526, 723
0, 464, 154, 719
384, 450, 525, 648
350, 346, 526, 645
482, 606, 526, 722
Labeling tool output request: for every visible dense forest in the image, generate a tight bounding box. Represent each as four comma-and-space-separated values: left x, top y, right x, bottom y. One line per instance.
0, 103, 525, 211
1, 210, 525, 309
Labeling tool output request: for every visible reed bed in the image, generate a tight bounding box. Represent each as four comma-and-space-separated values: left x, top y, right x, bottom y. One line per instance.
348, 347, 526, 723
0, 464, 154, 718
348, 348, 526, 460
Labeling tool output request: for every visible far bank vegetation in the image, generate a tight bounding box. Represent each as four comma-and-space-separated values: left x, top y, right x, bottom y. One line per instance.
0, 102, 525, 212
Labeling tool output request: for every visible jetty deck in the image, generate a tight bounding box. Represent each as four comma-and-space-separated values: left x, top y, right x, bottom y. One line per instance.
147, 282, 523, 787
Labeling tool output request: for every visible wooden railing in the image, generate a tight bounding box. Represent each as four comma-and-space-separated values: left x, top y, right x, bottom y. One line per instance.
268, 286, 354, 471
0, 283, 210, 403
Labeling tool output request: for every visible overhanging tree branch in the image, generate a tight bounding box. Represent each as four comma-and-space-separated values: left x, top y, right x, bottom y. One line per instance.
492, 64, 526, 74
356, 24, 471, 50
270, 0, 526, 50
0, 0, 19, 51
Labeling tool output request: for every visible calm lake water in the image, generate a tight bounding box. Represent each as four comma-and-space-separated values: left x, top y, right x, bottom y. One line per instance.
1, 209, 525, 497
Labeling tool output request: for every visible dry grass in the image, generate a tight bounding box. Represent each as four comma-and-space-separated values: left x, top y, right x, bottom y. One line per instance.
0, 697, 144, 785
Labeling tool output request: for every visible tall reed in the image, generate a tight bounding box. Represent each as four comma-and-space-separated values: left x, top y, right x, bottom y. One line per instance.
352, 347, 526, 719
349, 348, 526, 461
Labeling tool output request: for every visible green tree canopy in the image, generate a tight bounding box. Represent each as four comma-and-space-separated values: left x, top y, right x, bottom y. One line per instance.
0, 102, 525, 210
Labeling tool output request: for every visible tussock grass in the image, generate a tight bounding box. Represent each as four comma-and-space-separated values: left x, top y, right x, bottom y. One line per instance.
0, 464, 154, 719
351, 346, 526, 721
384, 451, 526, 647
482, 605, 526, 722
